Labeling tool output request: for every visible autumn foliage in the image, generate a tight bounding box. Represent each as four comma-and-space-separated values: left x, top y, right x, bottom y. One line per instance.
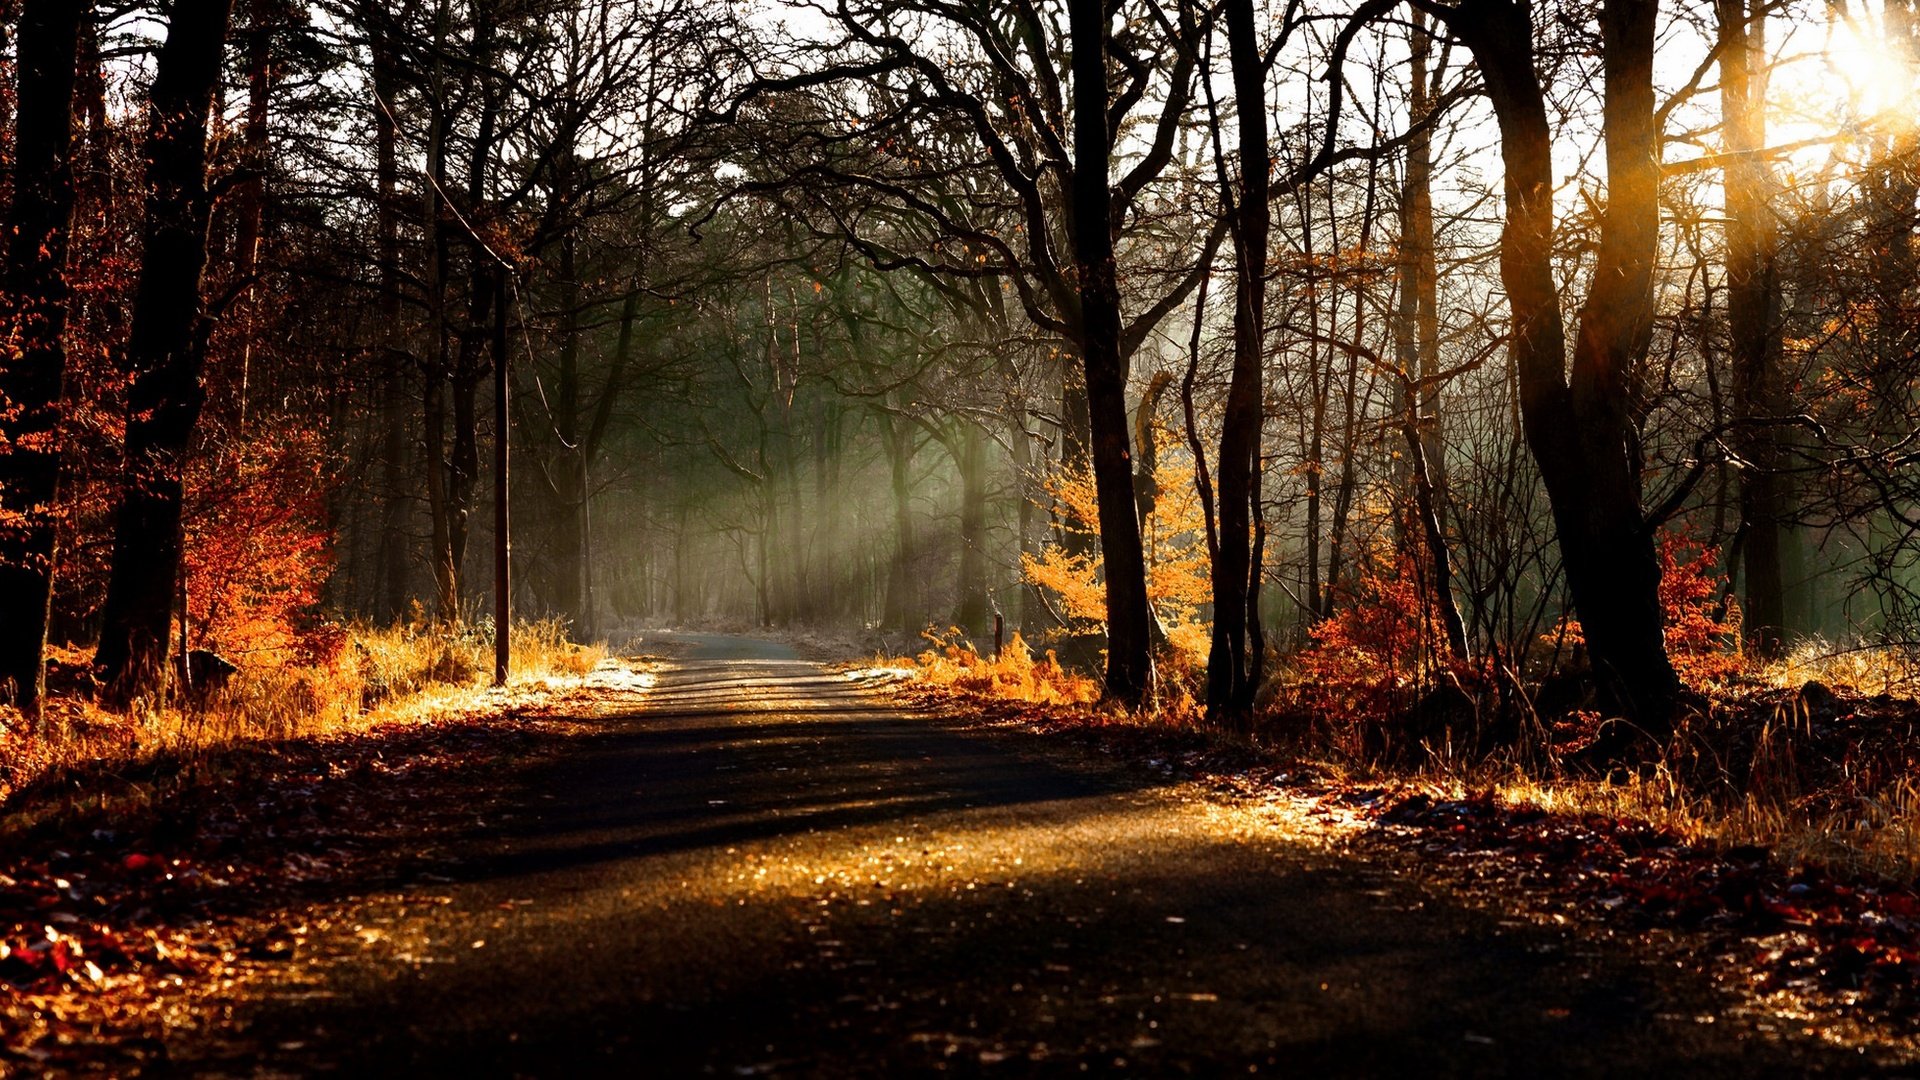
1288, 543, 1469, 724
1655, 534, 1745, 685
181, 424, 338, 666
1022, 433, 1213, 667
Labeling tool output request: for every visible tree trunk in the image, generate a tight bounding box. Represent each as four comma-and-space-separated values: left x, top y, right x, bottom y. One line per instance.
74, 13, 111, 236
882, 416, 918, 632
0, 0, 89, 720
421, 0, 457, 622
369, 7, 411, 621
1720, 0, 1787, 657
1403, 409, 1469, 660
231, 0, 272, 427
445, 3, 497, 625
492, 264, 511, 683
1451, 0, 1681, 731
550, 223, 586, 626
1007, 379, 1047, 635
1068, 0, 1153, 704
96, 0, 236, 704
1392, 10, 1464, 660
1408, 14, 1445, 510
1301, 191, 1328, 624
1204, 0, 1268, 720
954, 421, 990, 633
1394, 10, 1447, 529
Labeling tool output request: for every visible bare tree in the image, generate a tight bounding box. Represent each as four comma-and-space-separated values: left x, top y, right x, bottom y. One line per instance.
1440, 0, 1683, 732
96, 0, 238, 704
0, 0, 91, 719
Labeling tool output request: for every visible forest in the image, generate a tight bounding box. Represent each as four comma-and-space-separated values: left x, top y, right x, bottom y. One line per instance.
3, 0, 1920, 1069
6, 0, 1917, 727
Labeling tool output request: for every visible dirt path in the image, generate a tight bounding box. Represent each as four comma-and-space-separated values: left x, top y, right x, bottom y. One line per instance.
176, 637, 1872, 1076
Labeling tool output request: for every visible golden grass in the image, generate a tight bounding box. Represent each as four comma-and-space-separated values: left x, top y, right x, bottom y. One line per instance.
0, 619, 606, 810
903, 629, 1920, 884
1758, 638, 1920, 697
899, 630, 1100, 706
1378, 746, 1920, 885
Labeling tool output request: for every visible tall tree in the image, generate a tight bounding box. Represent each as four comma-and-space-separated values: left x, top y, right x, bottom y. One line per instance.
1718, 0, 1788, 657
0, 0, 90, 719
1443, 0, 1682, 730
1393, 12, 1468, 661
1069, 0, 1155, 703
95, 0, 237, 703
1203, 0, 1270, 720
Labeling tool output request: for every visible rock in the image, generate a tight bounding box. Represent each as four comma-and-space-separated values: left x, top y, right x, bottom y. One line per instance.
176, 650, 238, 694
1797, 679, 1839, 718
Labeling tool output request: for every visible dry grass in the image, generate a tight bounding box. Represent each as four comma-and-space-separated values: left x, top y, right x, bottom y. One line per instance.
899, 628, 1920, 885
0, 619, 606, 811
1391, 767, 1920, 884
898, 630, 1100, 707
1387, 731, 1920, 885
1758, 638, 1920, 698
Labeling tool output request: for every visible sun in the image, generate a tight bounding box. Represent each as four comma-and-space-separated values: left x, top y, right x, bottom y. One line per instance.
1823, 14, 1920, 123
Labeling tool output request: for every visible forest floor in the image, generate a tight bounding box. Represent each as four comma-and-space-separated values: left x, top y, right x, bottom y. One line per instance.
0, 632, 1912, 1074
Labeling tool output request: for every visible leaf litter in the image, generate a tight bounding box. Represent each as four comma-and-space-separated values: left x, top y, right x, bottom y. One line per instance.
889, 675, 1920, 1060
0, 663, 651, 1073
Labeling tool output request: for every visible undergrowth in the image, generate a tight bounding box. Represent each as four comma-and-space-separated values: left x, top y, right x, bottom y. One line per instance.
0, 619, 605, 813
898, 612, 1920, 885
903, 629, 1100, 707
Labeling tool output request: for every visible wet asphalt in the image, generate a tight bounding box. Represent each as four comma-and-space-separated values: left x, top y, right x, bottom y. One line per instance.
176, 634, 1879, 1077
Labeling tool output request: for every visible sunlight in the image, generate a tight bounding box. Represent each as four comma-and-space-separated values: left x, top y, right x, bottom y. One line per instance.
1822, 15, 1919, 125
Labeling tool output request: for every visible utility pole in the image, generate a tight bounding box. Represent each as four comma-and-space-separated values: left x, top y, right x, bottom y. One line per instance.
493, 270, 511, 686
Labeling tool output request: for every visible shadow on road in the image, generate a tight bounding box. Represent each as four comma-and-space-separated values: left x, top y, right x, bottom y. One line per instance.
183, 648, 1868, 1078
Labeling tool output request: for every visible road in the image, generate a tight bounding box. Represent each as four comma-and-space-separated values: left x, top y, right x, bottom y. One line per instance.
185, 634, 1861, 1076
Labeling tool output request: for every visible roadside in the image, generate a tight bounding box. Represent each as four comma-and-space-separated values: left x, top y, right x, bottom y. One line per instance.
3, 634, 1912, 1073
877, 673, 1920, 1062
0, 657, 656, 1073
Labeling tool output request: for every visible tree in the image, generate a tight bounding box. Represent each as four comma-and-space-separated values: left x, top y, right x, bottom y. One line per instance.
1442, 0, 1683, 731
95, 0, 237, 704
0, 0, 91, 720
711, 0, 1226, 700
1067, 0, 1154, 703
1717, 0, 1789, 658
1203, 0, 1273, 721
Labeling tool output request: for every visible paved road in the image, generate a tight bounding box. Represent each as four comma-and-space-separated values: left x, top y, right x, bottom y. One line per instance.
192, 636, 1863, 1076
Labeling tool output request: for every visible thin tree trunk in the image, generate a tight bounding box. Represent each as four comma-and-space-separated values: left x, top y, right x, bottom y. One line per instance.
1007, 379, 1046, 635
883, 416, 918, 632
551, 221, 586, 625
421, 0, 457, 622
232, 0, 272, 428
1403, 405, 1469, 660
369, 7, 410, 621
1394, 11, 1446, 526
1301, 180, 1328, 624
954, 421, 990, 633
96, 0, 237, 703
0, 0, 89, 720
493, 264, 511, 682
446, 2, 497, 623
1409, 16, 1445, 509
